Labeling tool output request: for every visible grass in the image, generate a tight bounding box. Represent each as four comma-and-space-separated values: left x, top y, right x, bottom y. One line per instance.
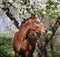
0, 35, 60, 57
0, 35, 14, 57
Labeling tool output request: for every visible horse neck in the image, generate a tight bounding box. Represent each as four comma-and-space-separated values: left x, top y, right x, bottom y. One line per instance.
19, 24, 29, 38
19, 19, 35, 38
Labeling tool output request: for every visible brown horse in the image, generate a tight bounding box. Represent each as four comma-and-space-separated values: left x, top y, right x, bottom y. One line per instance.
13, 17, 46, 57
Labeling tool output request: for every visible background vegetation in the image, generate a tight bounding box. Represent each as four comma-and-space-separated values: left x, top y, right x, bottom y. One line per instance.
0, 0, 60, 57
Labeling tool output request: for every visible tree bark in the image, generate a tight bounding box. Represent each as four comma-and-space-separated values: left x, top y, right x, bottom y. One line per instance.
2, 2, 19, 29
45, 17, 60, 47
39, 17, 60, 57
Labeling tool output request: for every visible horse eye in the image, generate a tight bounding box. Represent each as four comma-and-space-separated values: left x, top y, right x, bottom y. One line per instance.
36, 21, 39, 23
36, 22, 39, 24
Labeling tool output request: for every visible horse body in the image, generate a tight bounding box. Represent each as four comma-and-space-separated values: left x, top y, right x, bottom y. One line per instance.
13, 18, 45, 57
13, 23, 30, 57
13, 31, 36, 57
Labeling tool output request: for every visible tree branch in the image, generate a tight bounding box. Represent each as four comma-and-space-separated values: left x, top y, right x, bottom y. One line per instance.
2, 1, 19, 29
45, 17, 60, 47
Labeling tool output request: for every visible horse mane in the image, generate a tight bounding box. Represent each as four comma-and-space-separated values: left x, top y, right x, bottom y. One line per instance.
20, 13, 36, 26
19, 15, 36, 30
21, 19, 26, 25
19, 18, 31, 29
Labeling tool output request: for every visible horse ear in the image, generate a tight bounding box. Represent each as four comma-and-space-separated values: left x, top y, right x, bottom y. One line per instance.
23, 18, 26, 21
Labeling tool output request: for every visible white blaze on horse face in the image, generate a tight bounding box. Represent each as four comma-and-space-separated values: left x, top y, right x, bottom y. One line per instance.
36, 19, 45, 33
34, 20, 45, 33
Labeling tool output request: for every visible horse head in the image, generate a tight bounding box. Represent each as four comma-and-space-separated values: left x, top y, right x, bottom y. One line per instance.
22, 18, 46, 34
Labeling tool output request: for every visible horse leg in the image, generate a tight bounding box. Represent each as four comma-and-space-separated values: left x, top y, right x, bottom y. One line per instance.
15, 52, 19, 57
21, 54, 25, 57
25, 51, 33, 57
30, 53, 33, 57
29, 51, 33, 57
25, 51, 29, 57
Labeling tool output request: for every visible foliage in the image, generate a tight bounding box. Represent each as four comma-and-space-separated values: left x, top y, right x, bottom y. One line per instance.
2, 0, 59, 19
46, 0, 58, 18
0, 35, 14, 57
47, 40, 60, 57
0, 36, 60, 57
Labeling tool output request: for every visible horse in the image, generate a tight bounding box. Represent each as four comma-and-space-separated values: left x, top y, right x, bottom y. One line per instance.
13, 17, 46, 57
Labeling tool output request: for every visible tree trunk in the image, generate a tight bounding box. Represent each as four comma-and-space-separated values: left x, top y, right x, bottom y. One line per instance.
39, 17, 60, 57
2, 1, 19, 29
45, 17, 60, 46
40, 46, 48, 57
